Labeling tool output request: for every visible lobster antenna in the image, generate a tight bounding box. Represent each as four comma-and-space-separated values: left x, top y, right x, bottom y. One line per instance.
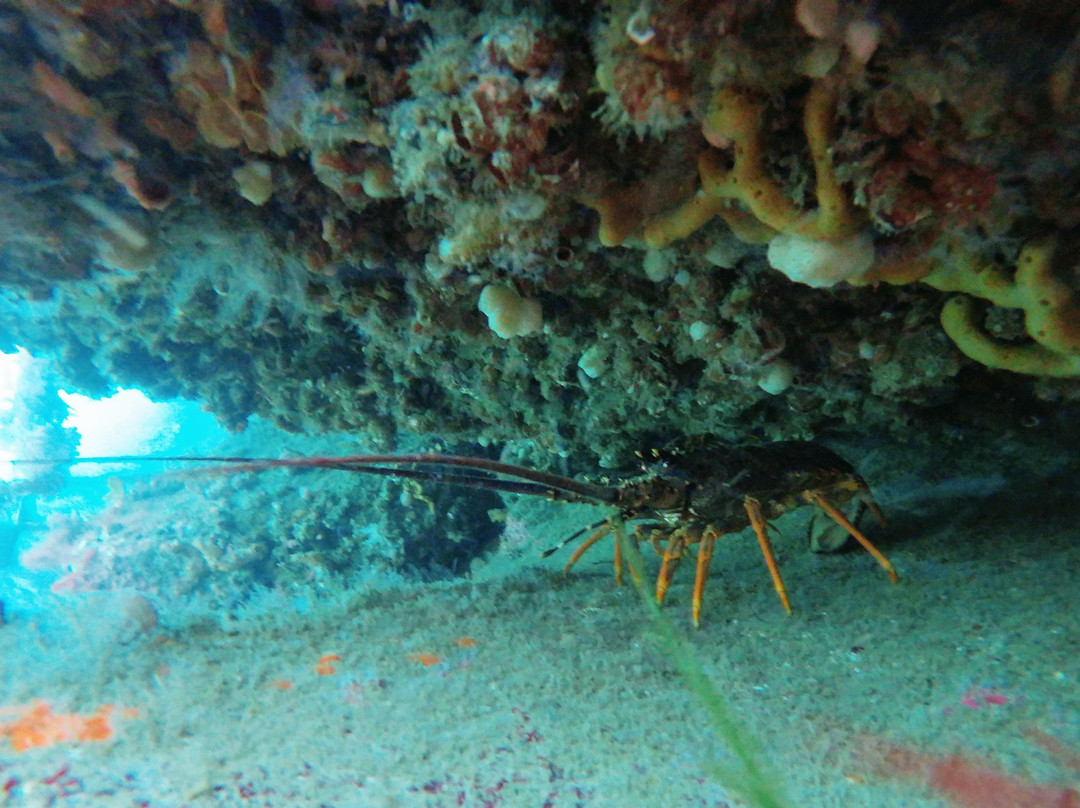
10, 453, 620, 506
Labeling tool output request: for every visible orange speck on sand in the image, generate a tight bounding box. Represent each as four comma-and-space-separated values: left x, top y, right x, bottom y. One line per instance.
270, 679, 294, 691
408, 652, 442, 667
454, 636, 478, 648
315, 653, 341, 675
0, 702, 119, 753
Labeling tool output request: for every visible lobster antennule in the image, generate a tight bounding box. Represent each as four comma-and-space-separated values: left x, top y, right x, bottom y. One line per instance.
9, 453, 620, 507
316, 462, 607, 503
317, 454, 620, 505
539, 517, 609, 558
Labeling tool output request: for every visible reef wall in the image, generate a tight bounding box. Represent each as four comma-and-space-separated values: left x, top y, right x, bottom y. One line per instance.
1, 0, 1079, 469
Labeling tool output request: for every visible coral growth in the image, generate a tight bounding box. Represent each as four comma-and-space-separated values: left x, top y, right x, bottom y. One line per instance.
593, 0, 749, 138
168, 41, 284, 153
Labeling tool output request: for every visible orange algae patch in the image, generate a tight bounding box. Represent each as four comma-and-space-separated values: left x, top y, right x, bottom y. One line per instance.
870, 740, 1080, 808
1025, 729, 1080, 776
454, 637, 478, 648
270, 679, 294, 691
408, 652, 442, 667
0, 702, 120, 752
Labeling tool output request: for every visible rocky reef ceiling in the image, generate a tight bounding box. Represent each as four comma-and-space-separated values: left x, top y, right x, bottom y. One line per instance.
1, 0, 1079, 467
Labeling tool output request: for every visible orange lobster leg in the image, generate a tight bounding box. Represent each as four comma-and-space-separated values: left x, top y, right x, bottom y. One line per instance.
692, 528, 719, 628
613, 526, 624, 586
803, 490, 898, 583
563, 523, 612, 574
744, 497, 792, 614
655, 532, 687, 604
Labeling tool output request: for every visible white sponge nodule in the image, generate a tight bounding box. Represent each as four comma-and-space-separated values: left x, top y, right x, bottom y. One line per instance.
766, 231, 875, 288
478, 284, 543, 339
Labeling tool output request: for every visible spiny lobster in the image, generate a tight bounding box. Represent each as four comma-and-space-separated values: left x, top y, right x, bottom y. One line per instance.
13, 438, 897, 626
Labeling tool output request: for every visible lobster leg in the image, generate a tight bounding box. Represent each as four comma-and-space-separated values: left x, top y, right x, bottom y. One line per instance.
692, 528, 720, 628
613, 526, 624, 586
655, 531, 688, 605
744, 497, 792, 614
607, 513, 634, 587
803, 490, 898, 583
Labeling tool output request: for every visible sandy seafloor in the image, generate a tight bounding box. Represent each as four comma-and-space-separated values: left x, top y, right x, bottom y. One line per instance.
1, 440, 1078, 808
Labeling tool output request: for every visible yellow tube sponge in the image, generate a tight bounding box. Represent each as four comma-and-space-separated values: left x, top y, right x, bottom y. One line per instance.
642, 191, 729, 248
927, 238, 1080, 377
588, 188, 647, 248
644, 81, 863, 249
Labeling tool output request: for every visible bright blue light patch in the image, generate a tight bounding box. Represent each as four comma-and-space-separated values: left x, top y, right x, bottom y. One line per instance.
60, 388, 180, 461
0, 349, 30, 481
